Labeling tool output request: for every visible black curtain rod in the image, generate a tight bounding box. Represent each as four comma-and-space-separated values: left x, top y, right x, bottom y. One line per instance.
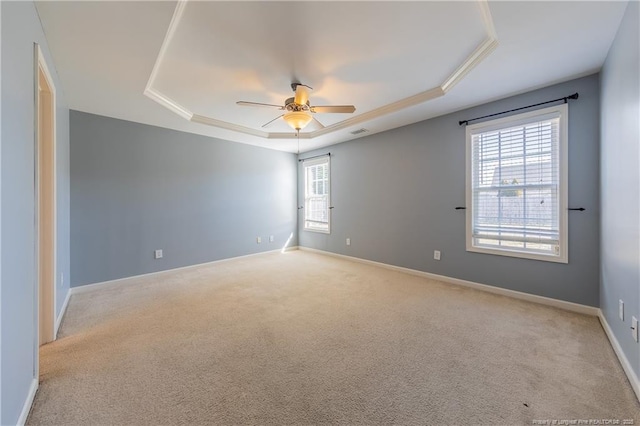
455, 206, 585, 211
298, 152, 330, 162
459, 93, 579, 126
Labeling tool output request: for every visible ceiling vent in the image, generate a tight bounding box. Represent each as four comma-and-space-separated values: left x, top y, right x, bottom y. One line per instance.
350, 128, 368, 135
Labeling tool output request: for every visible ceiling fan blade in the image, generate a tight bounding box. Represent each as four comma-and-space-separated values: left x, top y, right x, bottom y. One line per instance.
310, 105, 356, 114
293, 85, 310, 106
237, 101, 284, 109
261, 114, 284, 128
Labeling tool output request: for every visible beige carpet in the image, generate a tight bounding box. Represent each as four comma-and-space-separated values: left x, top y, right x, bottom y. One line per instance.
28, 250, 639, 425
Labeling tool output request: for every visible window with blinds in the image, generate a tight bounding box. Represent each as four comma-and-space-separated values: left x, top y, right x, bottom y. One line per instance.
465, 104, 568, 263
304, 156, 330, 233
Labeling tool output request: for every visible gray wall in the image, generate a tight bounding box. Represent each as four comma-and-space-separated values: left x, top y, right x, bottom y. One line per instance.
1, 1, 71, 423
600, 1, 640, 378
299, 74, 600, 307
70, 111, 297, 287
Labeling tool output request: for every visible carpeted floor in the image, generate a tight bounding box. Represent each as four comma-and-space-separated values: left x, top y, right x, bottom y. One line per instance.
28, 250, 639, 425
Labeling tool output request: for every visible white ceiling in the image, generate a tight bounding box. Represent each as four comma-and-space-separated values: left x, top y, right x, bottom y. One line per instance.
36, 1, 628, 153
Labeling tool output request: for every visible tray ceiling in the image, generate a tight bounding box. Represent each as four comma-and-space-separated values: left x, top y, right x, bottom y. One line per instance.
35, 1, 628, 153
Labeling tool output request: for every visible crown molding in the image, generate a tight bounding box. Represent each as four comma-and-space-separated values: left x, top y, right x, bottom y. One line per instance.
309, 86, 446, 138
441, 37, 498, 94
190, 114, 268, 138
144, 87, 193, 121
144, 0, 189, 113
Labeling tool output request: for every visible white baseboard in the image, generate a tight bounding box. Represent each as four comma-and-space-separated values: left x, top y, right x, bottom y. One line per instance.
17, 378, 38, 426
55, 288, 71, 339
299, 247, 599, 316
598, 310, 640, 402
71, 246, 299, 295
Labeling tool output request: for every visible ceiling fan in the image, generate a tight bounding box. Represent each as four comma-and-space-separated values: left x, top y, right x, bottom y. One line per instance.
236, 83, 356, 132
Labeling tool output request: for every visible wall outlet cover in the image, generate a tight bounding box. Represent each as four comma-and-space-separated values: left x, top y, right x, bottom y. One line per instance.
346, 238, 351, 246
434, 250, 441, 261
620, 299, 625, 321
256, 237, 261, 244
633, 316, 638, 342
154, 249, 163, 259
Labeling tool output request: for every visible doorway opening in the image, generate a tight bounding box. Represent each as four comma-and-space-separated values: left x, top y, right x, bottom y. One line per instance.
36, 44, 57, 353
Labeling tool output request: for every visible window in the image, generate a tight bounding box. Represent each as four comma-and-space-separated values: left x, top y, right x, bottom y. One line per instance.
466, 104, 568, 263
304, 156, 330, 233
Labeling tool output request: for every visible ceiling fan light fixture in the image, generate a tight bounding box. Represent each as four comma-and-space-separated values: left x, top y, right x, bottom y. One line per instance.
283, 110, 313, 131
238, 82, 355, 131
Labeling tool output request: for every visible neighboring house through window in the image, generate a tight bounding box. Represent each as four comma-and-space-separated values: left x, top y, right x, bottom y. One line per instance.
466, 104, 568, 263
304, 156, 330, 233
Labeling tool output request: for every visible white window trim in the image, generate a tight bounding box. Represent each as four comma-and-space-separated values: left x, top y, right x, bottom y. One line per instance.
303, 156, 331, 234
465, 104, 568, 263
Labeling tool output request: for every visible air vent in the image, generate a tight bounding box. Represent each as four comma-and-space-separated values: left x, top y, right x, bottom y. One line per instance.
350, 128, 368, 135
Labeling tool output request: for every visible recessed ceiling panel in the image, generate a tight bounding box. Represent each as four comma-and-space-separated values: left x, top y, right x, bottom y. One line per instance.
152, 1, 488, 131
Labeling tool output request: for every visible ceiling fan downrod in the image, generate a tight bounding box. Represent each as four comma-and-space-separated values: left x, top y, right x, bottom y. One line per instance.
290, 82, 312, 92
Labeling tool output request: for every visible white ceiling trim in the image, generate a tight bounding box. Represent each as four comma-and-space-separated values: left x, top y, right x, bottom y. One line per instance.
145, 87, 192, 121
191, 114, 268, 138
309, 86, 446, 139
442, 1, 497, 93
144, 0, 498, 140
143, 1, 191, 120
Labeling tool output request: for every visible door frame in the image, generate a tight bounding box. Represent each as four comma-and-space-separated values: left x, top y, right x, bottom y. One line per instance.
0, 4, 3, 422
33, 43, 57, 378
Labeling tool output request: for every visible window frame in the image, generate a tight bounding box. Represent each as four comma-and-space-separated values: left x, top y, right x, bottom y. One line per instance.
465, 104, 569, 263
303, 156, 331, 234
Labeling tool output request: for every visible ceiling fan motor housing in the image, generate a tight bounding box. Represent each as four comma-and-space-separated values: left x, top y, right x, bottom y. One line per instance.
284, 97, 311, 112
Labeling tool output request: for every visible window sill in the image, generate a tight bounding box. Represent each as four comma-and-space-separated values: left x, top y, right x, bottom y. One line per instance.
466, 245, 568, 264
304, 227, 330, 234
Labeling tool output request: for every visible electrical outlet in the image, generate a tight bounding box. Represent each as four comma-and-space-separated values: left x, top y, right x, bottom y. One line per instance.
256, 237, 261, 244
61, 272, 64, 287
154, 249, 163, 259
620, 300, 625, 321
269, 235, 274, 243
346, 238, 351, 246
633, 316, 638, 342
434, 250, 441, 261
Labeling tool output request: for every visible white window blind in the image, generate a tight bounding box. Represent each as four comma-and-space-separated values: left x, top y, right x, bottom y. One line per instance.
466, 104, 568, 263
304, 156, 330, 233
